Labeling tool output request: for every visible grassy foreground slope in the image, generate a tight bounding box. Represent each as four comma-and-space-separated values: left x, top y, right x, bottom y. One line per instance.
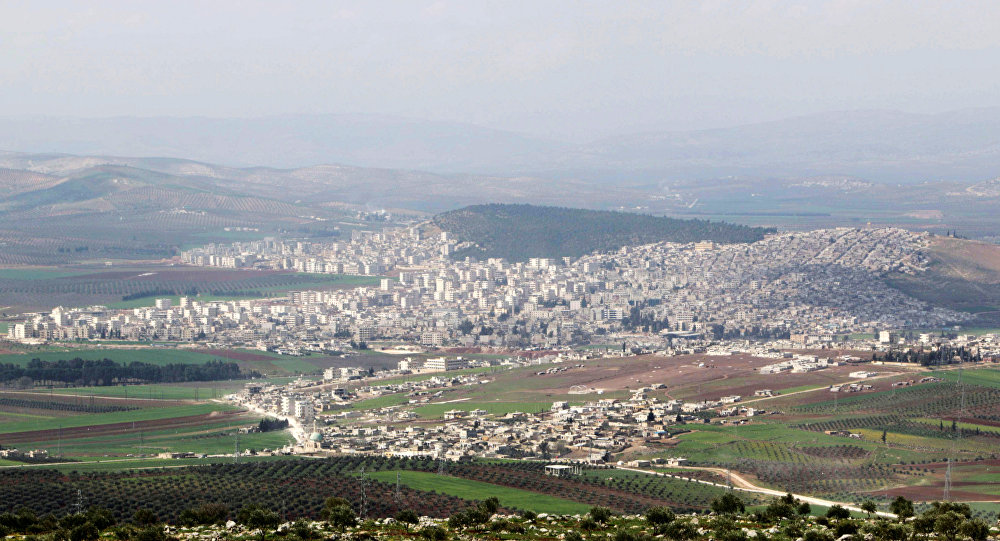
432, 204, 775, 261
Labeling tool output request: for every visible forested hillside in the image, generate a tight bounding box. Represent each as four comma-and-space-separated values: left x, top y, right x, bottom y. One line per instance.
433, 204, 774, 261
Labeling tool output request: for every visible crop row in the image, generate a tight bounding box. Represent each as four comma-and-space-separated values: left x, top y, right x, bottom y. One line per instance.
797, 415, 1000, 442
0, 397, 139, 414
796, 383, 1000, 418
0, 457, 687, 521
731, 460, 895, 496
0, 460, 469, 521
796, 445, 870, 460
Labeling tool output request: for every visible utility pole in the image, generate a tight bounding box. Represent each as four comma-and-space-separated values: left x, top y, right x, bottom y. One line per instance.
234, 431, 240, 464
359, 466, 368, 518
944, 459, 952, 501
394, 471, 402, 507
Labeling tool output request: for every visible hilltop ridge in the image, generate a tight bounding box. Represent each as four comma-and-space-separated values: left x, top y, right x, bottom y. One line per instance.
432, 203, 775, 261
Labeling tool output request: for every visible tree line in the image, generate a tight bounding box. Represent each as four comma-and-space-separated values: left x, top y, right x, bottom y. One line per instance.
0, 358, 258, 387
872, 345, 982, 366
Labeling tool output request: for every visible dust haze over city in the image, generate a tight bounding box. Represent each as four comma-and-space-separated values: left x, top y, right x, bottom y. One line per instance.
2, 2, 1000, 539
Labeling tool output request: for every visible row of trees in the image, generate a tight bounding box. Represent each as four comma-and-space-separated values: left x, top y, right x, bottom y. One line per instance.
0, 358, 258, 387
872, 345, 982, 366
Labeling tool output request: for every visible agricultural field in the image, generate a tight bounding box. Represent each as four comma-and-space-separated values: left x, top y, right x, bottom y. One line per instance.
0, 345, 336, 376
0, 457, 679, 521
661, 365, 1000, 514
369, 470, 591, 515
4, 343, 999, 519
46, 382, 248, 401
0, 385, 286, 462
41, 377, 298, 401
334, 354, 1000, 517
0, 264, 380, 313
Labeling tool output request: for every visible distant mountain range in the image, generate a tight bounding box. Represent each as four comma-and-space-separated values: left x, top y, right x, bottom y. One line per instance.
3, 149, 1000, 257
1, 108, 1000, 182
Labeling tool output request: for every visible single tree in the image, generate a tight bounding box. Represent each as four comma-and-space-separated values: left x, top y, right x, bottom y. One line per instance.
237, 504, 280, 541
825, 504, 850, 521
711, 493, 745, 515
889, 496, 914, 521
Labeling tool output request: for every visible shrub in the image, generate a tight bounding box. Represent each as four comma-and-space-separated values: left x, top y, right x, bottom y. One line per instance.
324, 504, 357, 531
394, 510, 419, 525
825, 505, 850, 520
69, 522, 99, 541
479, 497, 500, 515
178, 503, 229, 526
802, 529, 834, 541
134, 525, 167, 541
645, 506, 675, 526
289, 519, 319, 540
589, 506, 613, 524
662, 521, 697, 541
132, 510, 158, 526
710, 493, 745, 515
420, 525, 448, 540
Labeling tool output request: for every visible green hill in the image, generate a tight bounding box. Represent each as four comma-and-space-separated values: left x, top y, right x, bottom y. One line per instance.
433, 204, 774, 261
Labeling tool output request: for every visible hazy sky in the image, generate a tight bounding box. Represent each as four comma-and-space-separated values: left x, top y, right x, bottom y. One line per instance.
3, 1, 999, 140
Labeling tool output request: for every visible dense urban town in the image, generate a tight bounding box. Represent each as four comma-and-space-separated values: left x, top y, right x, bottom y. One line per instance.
6, 226, 969, 351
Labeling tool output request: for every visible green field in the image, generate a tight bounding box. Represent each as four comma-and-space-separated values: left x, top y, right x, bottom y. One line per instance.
0, 265, 384, 313
44, 376, 299, 401
47, 383, 243, 400
0, 403, 239, 434
0, 269, 92, 280
935, 368, 1000, 388
0, 348, 223, 367
369, 470, 591, 514
25, 425, 292, 457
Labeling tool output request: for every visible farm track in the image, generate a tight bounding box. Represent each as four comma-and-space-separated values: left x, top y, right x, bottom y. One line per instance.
619, 465, 897, 517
